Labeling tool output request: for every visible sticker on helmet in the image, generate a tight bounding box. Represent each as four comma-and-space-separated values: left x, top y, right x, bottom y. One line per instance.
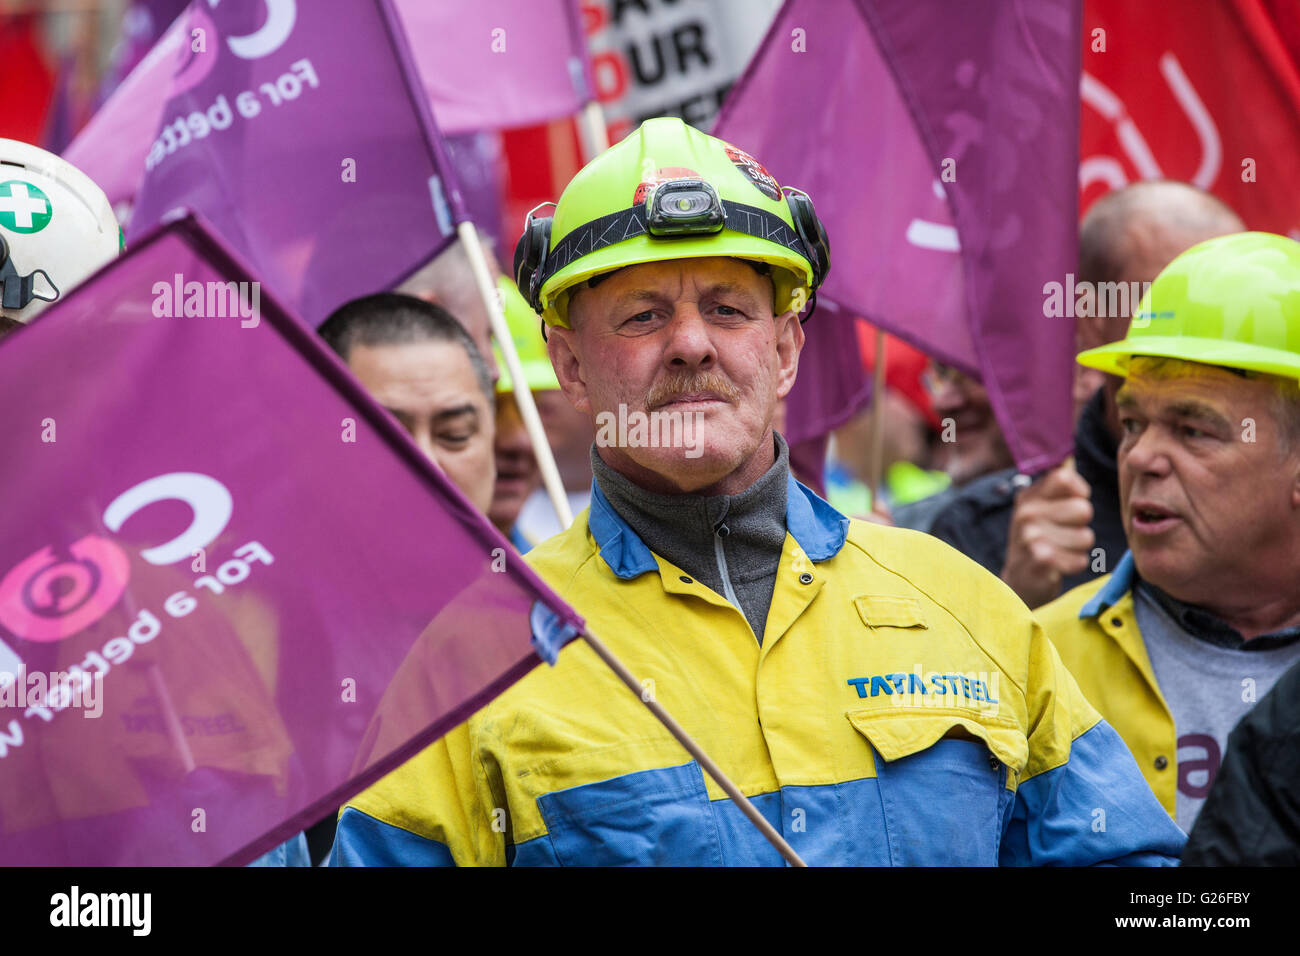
725, 147, 781, 201
0, 181, 53, 234
634, 167, 700, 206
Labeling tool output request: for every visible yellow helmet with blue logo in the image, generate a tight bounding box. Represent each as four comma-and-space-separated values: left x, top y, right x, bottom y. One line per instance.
1078, 232, 1300, 381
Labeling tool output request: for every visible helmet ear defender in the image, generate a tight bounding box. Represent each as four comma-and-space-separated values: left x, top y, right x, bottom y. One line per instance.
513, 204, 554, 316
783, 187, 830, 290
0, 233, 59, 313
514, 184, 830, 324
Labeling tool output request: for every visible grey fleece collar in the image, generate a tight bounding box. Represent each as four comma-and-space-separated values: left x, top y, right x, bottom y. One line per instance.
589, 433, 792, 642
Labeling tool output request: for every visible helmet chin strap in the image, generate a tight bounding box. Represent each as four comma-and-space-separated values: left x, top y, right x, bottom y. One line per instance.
0, 233, 59, 312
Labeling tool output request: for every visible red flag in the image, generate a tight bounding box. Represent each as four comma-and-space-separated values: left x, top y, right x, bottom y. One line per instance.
0, 16, 55, 145
1082, 0, 1300, 234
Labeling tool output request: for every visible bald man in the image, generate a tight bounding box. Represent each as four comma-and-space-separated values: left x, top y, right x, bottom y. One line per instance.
919, 181, 1244, 608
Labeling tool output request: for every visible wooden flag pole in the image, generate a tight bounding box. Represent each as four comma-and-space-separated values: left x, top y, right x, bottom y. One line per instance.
579, 627, 808, 867
868, 327, 888, 505
576, 100, 610, 163
458, 220, 573, 529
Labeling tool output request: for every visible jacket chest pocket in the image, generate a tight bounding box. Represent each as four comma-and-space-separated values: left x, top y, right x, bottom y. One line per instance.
847, 710, 1025, 866
537, 761, 724, 866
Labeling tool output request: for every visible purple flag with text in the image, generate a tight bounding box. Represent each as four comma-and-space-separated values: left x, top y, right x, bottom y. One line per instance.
66, 0, 592, 228
124, 0, 464, 327
714, 0, 1080, 473
0, 216, 583, 866
394, 0, 593, 135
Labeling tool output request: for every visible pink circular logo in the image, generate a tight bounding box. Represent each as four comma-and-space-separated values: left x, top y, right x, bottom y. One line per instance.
0, 536, 131, 643
170, 6, 221, 95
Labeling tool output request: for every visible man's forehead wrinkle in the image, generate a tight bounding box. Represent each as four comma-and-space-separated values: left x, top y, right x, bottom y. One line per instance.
699, 280, 757, 299
1166, 399, 1231, 426
1120, 377, 1235, 425
611, 287, 671, 307
608, 278, 761, 309
382, 401, 480, 421
434, 404, 480, 421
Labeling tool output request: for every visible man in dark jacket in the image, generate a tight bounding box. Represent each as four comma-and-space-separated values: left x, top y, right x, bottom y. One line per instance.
1182, 659, 1300, 866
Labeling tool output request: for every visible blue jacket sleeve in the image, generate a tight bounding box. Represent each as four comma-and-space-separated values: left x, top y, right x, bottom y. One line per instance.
247, 831, 312, 867
1000, 718, 1186, 866
329, 806, 457, 867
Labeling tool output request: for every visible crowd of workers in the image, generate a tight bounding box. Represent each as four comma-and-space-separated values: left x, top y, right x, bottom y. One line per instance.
2, 108, 1296, 866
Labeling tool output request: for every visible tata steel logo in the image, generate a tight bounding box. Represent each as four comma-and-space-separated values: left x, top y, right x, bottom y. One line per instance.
0, 473, 231, 659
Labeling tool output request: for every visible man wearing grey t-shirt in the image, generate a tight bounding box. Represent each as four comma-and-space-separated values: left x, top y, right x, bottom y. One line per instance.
1036, 232, 1300, 843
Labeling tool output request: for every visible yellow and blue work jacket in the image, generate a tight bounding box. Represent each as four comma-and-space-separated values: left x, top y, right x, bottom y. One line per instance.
1037, 552, 1177, 816
332, 475, 1184, 866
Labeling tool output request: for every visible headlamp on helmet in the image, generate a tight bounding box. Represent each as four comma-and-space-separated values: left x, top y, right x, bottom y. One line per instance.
645, 180, 724, 237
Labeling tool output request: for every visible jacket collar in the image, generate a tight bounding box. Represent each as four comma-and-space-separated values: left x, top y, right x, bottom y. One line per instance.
1078, 550, 1136, 618
588, 470, 849, 580
1083, 548, 1300, 650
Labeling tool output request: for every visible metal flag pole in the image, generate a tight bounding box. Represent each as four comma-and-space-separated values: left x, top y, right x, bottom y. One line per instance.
579, 626, 808, 867
457, 219, 573, 530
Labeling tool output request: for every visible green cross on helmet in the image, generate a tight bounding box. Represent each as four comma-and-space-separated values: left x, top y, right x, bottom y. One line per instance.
514, 117, 829, 329
1078, 231, 1300, 382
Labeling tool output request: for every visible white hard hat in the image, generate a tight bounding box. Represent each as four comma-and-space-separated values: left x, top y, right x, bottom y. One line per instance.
0, 138, 120, 323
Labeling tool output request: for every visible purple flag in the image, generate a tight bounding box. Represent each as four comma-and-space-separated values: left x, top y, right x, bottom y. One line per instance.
123, 0, 465, 327
0, 215, 583, 866
63, 11, 188, 215
714, 0, 1079, 474
65, 1, 592, 226
445, 130, 508, 250
394, 0, 593, 135
41, 54, 83, 155
782, 295, 872, 447
96, 0, 191, 106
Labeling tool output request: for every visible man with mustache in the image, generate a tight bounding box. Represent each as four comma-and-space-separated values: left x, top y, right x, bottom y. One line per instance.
331, 119, 1181, 866
1038, 232, 1300, 838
